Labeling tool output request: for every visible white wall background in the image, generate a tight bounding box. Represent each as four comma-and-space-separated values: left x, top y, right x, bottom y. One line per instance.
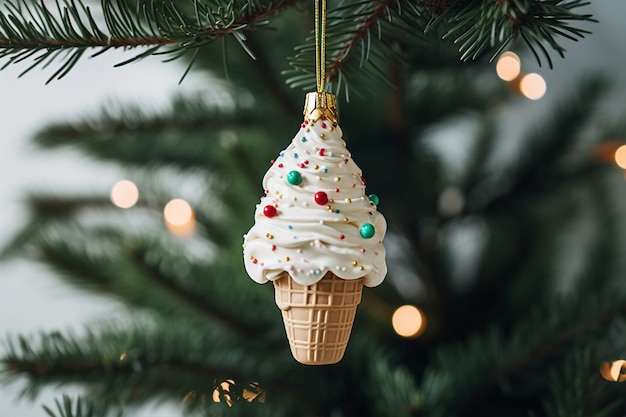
1, 2, 626, 415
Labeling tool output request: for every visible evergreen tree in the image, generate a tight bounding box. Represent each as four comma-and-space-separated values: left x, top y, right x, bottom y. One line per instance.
3, 0, 626, 416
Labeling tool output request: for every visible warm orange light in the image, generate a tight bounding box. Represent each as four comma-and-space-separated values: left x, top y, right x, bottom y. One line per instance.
520, 73, 546, 100
213, 380, 234, 407
110, 180, 139, 209
211, 380, 265, 406
496, 52, 521, 81
392, 305, 425, 338
600, 360, 626, 382
242, 382, 266, 403
164, 199, 196, 238
614, 145, 626, 169
164, 199, 193, 226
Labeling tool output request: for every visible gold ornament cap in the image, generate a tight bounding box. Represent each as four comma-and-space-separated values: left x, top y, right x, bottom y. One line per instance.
303, 92, 337, 123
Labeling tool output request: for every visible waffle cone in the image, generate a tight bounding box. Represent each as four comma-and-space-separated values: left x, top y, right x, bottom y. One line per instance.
273, 272, 364, 365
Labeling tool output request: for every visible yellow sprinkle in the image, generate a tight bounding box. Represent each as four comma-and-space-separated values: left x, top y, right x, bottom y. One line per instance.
306, 128, 310, 132
285, 256, 290, 262
335, 177, 341, 182
314, 165, 319, 169
359, 266, 364, 271
346, 198, 352, 203
320, 133, 325, 139
265, 233, 274, 239
352, 261, 358, 266
343, 218, 348, 222
329, 199, 334, 203
329, 127, 334, 132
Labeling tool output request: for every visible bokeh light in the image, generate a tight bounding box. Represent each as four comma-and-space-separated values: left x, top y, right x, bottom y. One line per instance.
212, 380, 234, 407
614, 145, 626, 169
164, 199, 193, 226
520, 73, 546, 100
164, 199, 196, 238
392, 305, 425, 338
600, 360, 626, 382
110, 180, 139, 209
211, 380, 265, 406
496, 51, 521, 81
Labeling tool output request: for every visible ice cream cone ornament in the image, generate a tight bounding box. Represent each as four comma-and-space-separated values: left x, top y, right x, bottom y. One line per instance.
242, 0, 387, 365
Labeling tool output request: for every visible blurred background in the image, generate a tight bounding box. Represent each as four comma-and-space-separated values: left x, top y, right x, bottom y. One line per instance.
0, 55, 190, 415
2, 1, 626, 416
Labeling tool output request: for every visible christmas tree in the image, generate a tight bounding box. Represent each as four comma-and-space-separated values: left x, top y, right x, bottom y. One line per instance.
3, 0, 626, 416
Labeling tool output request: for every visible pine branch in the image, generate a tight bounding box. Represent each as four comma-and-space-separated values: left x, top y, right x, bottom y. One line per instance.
126, 244, 266, 336
0, 205, 276, 338
286, 0, 427, 98
419, 288, 626, 416
0, 0, 302, 83
286, 0, 595, 98
462, 297, 626, 415
542, 346, 624, 417
438, 0, 596, 67
42, 395, 101, 417
2, 325, 321, 414
31, 96, 277, 172
466, 77, 610, 216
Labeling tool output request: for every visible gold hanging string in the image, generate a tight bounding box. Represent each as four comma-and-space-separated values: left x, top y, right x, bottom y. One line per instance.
315, 0, 327, 95
304, 0, 336, 121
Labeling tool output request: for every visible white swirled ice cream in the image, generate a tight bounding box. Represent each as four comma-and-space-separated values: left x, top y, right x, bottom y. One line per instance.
243, 95, 387, 288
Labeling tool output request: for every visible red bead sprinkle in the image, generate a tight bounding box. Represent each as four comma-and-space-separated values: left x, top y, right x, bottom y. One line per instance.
334, 188, 340, 192
360, 248, 366, 253
314, 191, 329, 205
321, 115, 326, 120
271, 245, 277, 251
361, 176, 367, 185
301, 123, 306, 128
339, 234, 345, 240
300, 163, 306, 168
368, 212, 373, 216
270, 159, 275, 164
304, 160, 309, 165
321, 123, 327, 129
252, 258, 258, 264
305, 119, 309, 124
263, 205, 278, 217
333, 122, 337, 127
278, 163, 284, 168
344, 159, 349, 164
319, 148, 325, 156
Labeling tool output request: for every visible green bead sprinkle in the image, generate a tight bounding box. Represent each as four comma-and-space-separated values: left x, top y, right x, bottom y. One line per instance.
360, 223, 375, 239
368, 194, 380, 206
287, 170, 303, 185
